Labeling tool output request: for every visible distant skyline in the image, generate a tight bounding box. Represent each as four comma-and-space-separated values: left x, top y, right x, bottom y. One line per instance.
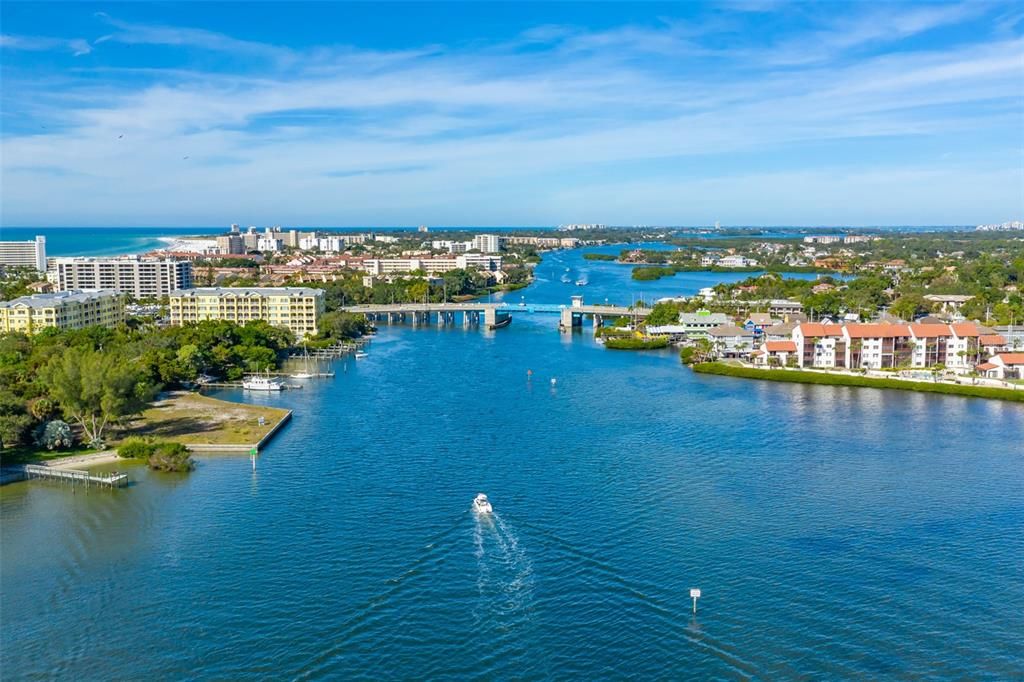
1, 1, 1022, 227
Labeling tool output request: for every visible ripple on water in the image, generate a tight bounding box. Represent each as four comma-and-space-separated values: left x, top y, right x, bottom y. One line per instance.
2, 249, 1023, 679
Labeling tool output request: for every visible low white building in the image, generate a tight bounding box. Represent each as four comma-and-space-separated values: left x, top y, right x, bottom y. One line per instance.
717, 255, 758, 268
363, 254, 501, 276
753, 340, 799, 366
677, 311, 731, 334
706, 324, 756, 356
978, 353, 1024, 379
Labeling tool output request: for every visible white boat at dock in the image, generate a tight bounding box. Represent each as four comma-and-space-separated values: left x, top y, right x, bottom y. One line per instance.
354, 351, 369, 359
242, 373, 286, 391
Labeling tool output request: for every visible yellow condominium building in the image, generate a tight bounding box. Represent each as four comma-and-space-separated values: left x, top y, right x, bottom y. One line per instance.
0, 289, 125, 334
168, 287, 324, 339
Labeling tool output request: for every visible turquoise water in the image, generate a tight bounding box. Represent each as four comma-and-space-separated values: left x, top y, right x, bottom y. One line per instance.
0, 227, 207, 257
1, 226, 565, 257
1, 248, 1022, 678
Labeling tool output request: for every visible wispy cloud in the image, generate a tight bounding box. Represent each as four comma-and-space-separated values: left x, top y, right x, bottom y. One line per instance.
1, 3, 1021, 226
1, 34, 93, 56
92, 13, 293, 64
324, 165, 433, 178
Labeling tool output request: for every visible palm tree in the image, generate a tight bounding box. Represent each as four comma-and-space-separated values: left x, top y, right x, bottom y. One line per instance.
850, 339, 863, 369
694, 337, 714, 363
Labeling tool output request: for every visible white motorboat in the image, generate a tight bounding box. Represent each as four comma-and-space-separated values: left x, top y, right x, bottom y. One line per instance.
472, 493, 493, 514
354, 351, 369, 359
242, 374, 286, 391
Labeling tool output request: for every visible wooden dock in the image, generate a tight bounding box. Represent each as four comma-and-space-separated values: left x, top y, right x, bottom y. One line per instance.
287, 341, 366, 360
199, 381, 304, 389
22, 464, 129, 488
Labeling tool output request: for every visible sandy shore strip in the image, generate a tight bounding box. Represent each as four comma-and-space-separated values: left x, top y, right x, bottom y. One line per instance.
156, 236, 218, 253
41, 451, 123, 469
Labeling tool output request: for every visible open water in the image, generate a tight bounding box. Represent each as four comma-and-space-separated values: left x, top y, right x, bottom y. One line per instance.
1, 244, 1021, 679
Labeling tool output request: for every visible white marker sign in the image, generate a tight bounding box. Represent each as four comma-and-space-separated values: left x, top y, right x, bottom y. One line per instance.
690, 588, 701, 614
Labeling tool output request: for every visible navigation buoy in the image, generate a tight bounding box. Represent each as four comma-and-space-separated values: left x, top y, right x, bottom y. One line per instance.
690, 587, 701, 614
550, 378, 557, 386
527, 369, 533, 379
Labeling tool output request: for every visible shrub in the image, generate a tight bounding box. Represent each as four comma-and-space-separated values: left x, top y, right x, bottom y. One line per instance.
27, 397, 57, 420
34, 420, 74, 450
148, 442, 194, 472
0, 413, 34, 449
118, 437, 156, 459
604, 336, 670, 350
595, 327, 633, 338
680, 347, 696, 364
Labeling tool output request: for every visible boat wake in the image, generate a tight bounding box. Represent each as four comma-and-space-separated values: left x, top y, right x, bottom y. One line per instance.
473, 512, 534, 626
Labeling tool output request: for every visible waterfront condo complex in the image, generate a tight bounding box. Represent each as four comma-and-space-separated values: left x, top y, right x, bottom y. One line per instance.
0, 289, 125, 334
48, 255, 194, 298
168, 286, 325, 339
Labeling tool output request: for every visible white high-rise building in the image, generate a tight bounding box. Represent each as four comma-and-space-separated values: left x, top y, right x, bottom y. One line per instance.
471, 234, 503, 253
0, 235, 47, 272
49, 256, 193, 298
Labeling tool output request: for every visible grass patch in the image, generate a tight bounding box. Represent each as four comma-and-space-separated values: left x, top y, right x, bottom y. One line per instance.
122, 392, 290, 445
0, 444, 95, 466
691, 363, 1024, 402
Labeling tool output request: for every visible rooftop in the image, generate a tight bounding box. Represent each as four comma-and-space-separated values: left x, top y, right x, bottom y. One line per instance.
994, 353, 1024, 365
765, 340, 798, 352
707, 324, 755, 337
0, 289, 121, 309
169, 287, 324, 297
52, 255, 190, 263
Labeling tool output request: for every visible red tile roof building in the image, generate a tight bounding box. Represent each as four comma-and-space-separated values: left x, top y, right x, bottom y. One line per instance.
791, 322, 984, 372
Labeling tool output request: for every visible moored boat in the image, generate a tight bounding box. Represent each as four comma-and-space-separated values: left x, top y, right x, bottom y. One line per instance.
242, 374, 286, 391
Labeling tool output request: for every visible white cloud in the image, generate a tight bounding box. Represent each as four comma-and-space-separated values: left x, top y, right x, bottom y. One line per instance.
0, 34, 92, 56
1, 4, 1021, 226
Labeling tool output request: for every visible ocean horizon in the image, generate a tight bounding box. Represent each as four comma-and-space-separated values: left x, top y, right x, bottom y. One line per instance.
1, 225, 977, 258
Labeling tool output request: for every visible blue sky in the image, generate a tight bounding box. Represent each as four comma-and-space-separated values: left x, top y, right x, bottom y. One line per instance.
1, 1, 1021, 227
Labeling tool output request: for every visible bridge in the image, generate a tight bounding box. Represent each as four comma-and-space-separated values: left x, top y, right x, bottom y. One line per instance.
342, 298, 652, 331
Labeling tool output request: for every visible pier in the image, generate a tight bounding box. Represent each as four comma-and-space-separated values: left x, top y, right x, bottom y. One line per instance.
342, 298, 651, 332
286, 340, 367, 360
21, 464, 129, 488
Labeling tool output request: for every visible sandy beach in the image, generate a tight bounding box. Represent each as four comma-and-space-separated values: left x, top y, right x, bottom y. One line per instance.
41, 451, 123, 469
156, 236, 218, 253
